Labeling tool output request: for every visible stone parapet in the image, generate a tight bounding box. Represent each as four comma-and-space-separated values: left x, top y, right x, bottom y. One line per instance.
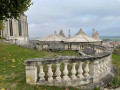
24, 45, 114, 88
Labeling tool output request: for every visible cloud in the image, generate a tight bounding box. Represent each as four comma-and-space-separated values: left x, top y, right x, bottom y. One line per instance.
26, 0, 120, 38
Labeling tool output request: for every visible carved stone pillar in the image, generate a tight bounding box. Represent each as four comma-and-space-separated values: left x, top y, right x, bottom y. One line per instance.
100, 60, 103, 72
84, 61, 90, 77
77, 62, 84, 79
104, 58, 108, 69
39, 65, 45, 81
71, 63, 77, 80
103, 59, 107, 70
47, 64, 53, 82
55, 63, 61, 81
26, 65, 37, 84
63, 63, 70, 81
89, 60, 100, 83
97, 61, 101, 75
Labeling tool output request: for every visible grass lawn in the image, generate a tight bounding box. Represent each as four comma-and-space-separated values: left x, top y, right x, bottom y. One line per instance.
0, 42, 79, 90
112, 54, 120, 65
102, 38, 120, 41
0, 41, 120, 90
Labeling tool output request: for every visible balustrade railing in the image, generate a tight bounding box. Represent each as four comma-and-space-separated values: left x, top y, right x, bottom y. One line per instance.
25, 52, 112, 86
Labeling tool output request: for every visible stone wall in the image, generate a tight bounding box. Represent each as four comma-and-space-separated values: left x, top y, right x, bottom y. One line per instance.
35, 40, 102, 51
16, 40, 36, 49
24, 45, 114, 89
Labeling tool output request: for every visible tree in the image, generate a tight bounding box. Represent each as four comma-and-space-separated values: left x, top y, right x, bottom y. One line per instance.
0, 0, 32, 30
0, 20, 4, 30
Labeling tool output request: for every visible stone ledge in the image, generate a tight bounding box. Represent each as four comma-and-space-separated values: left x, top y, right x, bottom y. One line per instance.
25, 45, 113, 65
75, 67, 115, 90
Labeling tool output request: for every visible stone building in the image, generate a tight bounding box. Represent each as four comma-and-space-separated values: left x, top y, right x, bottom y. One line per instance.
35, 29, 102, 50
36, 31, 67, 50
65, 29, 102, 50
0, 15, 29, 43
59, 29, 66, 37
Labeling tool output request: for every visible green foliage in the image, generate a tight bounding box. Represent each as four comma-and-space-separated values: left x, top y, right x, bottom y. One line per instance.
0, 20, 4, 30
109, 76, 120, 88
0, 35, 6, 39
108, 54, 120, 88
0, 42, 79, 90
116, 45, 120, 49
112, 54, 120, 65
113, 49, 120, 55
92, 86, 100, 90
0, 0, 32, 31
0, 0, 33, 20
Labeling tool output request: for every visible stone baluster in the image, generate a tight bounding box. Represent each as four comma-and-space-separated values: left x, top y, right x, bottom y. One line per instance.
55, 63, 61, 81
63, 63, 70, 81
102, 60, 105, 71
108, 56, 111, 67
79, 46, 81, 50
100, 60, 103, 72
39, 65, 45, 81
97, 61, 101, 74
101, 60, 104, 71
84, 61, 90, 77
77, 62, 84, 79
104, 59, 108, 69
71, 63, 77, 80
107, 56, 110, 67
47, 64, 53, 82
103, 59, 107, 70
91, 60, 100, 83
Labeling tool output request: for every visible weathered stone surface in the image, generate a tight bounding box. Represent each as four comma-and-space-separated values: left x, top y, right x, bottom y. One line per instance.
83, 47, 96, 55
24, 45, 113, 89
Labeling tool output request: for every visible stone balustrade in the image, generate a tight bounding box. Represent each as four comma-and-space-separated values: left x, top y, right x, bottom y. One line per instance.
24, 45, 113, 87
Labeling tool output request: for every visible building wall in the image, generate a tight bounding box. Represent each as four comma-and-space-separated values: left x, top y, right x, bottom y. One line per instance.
36, 41, 102, 51
0, 15, 29, 42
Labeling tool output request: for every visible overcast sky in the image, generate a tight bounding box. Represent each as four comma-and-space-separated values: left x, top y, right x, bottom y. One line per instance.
25, 0, 120, 38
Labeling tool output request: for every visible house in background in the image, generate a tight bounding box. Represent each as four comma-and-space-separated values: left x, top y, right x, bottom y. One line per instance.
0, 15, 29, 43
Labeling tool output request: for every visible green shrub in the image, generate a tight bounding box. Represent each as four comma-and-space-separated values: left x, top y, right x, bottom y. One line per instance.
109, 75, 120, 88
113, 49, 120, 56
0, 35, 6, 39
92, 86, 100, 90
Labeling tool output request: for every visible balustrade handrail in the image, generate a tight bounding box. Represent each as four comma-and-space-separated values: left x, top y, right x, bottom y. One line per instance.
24, 45, 114, 87
25, 45, 112, 65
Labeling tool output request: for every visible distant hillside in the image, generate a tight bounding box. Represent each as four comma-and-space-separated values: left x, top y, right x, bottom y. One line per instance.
100, 36, 120, 41
100, 36, 120, 38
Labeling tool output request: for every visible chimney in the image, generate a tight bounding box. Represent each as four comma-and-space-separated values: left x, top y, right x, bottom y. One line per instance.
68, 30, 71, 39
92, 28, 95, 37
54, 31, 57, 35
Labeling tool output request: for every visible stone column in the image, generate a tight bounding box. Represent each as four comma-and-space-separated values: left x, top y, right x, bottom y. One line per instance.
47, 64, 53, 82
71, 63, 77, 80
84, 61, 90, 77
63, 63, 70, 81
89, 60, 100, 83
77, 62, 84, 79
39, 65, 45, 81
25, 65, 37, 84
55, 63, 61, 81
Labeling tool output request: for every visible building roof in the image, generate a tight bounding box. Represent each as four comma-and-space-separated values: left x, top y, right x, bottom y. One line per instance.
35, 31, 66, 42
66, 29, 100, 42
92, 31, 102, 42
59, 30, 66, 37
76, 28, 86, 35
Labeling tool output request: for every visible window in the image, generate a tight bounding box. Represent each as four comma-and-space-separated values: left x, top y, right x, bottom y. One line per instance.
9, 19, 13, 36
18, 20, 22, 36
0, 31, 1, 36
